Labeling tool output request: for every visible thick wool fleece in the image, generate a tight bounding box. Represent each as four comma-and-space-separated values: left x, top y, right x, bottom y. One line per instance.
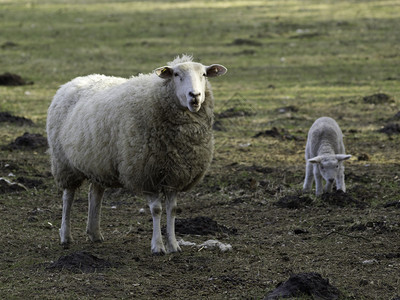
305, 117, 345, 158
47, 57, 214, 194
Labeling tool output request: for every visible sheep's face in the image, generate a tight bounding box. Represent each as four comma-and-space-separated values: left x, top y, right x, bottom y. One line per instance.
309, 154, 351, 183
155, 62, 227, 112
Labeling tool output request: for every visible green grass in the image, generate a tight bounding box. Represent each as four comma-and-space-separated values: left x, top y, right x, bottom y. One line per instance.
1, 1, 400, 299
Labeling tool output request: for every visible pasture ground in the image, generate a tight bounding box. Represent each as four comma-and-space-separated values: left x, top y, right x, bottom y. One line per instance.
1, 1, 399, 299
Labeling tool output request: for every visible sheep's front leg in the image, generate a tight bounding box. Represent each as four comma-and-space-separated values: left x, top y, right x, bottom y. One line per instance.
86, 183, 105, 242
147, 194, 166, 255
324, 180, 334, 193
313, 166, 323, 196
336, 166, 346, 192
165, 192, 181, 253
60, 188, 75, 245
302, 161, 314, 193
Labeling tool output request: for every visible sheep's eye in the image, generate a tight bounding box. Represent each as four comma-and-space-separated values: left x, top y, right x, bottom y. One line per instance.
336, 165, 339, 168
203, 73, 207, 77
320, 166, 324, 170
174, 73, 179, 77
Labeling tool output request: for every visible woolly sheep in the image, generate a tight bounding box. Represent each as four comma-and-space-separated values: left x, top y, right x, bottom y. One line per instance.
302, 117, 351, 196
46, 55, 227, 254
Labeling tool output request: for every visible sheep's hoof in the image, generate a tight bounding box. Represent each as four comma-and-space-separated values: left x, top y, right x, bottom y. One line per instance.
60, 241, 71, 249
167, 244, 182, 253
87, 231, 104, 243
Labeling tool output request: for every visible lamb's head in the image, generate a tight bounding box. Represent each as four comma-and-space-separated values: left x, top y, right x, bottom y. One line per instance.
309, 154, 351, 183
155, 62, 227, 112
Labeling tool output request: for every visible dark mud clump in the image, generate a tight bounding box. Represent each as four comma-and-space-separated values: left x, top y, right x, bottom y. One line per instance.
378, 123, 400, 135
16, 176, 44, 189
264, 272, 340, 300
230, 38, 262, 47
216, 107, 255, 119
46, 251, 115, 273
321, 190, 367, 208
3, 132, 48, 150
275, 195, 313, 209
253, 127, 300, 140
363, 93, 394, 104
174, 216, 238, 235
383, 201, 400, 209
0, 72, 33, 86
0, 112, 34, 126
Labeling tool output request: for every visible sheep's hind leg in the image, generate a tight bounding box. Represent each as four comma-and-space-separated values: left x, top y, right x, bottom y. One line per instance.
165, 192, 181, 253
147, 194, 166, 255
60, 188, 75, 246
86, 182, 105, 242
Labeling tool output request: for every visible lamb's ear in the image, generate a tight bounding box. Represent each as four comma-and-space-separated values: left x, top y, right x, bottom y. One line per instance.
206, 64, 227, 77
336, 154, 351, 161
308, 156, 323, 164
155, 66, 173, 79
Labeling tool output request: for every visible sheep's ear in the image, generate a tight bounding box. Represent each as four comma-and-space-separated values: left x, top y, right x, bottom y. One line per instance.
308, 156, 323, 164
336, 154, 351, 161
155, 66, 173, 79
206, 64, 227, 77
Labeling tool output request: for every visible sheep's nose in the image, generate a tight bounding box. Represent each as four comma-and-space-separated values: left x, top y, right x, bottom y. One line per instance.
189, 91, 201, 99
328, 178, 334, 183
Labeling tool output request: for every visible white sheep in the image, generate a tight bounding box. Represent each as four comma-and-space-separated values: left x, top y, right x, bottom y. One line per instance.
46, 55, 227, 254
302, 117, 351, 196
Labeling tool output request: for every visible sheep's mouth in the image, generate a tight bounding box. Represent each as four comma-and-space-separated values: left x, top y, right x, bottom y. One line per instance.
188, 103, 201, 112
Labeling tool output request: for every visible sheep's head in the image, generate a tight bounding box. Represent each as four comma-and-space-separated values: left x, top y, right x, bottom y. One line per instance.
309, 154, 351, 183
155, 62, 227, 112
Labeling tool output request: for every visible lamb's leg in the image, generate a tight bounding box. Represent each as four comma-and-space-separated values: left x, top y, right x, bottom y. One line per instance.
313, 166, 323, 196
147, 194, 166, 255
86, 182, 105, 242
60, 188, 75, 245
302, 161, 314, 192
324, 180, 334, 193
336, 167, 346, 192
165, 192, 182, 253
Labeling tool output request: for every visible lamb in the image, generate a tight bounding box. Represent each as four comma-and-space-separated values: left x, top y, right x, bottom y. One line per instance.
302, 117, 351, 196
46, 55, 227, 254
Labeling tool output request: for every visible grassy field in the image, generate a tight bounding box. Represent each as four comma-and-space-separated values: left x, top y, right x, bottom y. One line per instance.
1, 0, 399, 299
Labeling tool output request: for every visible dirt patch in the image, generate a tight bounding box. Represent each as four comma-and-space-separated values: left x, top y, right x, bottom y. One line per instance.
216, 107, 255, 119
229, 38, 262, 47
0, 112, 34, 126
3, 132, 48, 150
264, 272, 340, 300
321, 190, 368, 208
173, 216, 238, 235
46, 251, 116, 273
16, 176, 44, 189
384, 201, 400, 209
363, 93, 394, 104
0, 72, 33, 86
378, 123, 400, 135
253, 127, 301, 140
275, 195, 313, 209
